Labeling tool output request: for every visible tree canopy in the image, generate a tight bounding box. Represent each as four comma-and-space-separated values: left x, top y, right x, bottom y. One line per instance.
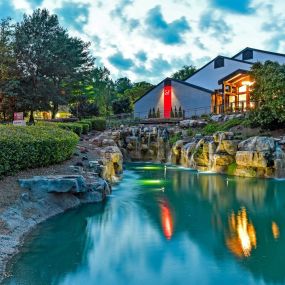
249, 61, 285, 129
171, 65, 196, 81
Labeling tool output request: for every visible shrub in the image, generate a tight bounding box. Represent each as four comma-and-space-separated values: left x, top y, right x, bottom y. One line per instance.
169, 133, 182, 145
202, 118, 244, 135
90, 117, 106, 131
56, 123, 83, 136
0, 125, 79, 176
77, 122, 90, 134
202, 122, 220, 135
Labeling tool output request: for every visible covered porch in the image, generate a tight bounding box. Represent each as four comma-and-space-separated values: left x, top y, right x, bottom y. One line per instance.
211, 70, 255, 114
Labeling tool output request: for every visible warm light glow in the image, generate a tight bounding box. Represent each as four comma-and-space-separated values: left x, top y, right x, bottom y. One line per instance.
226, 208, 256, 258
160, 201, 173, 240
242, 81, 254, 86
272, 221, 280, 239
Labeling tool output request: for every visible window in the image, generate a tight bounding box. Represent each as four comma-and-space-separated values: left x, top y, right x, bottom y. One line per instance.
214, 57, 224, 68
242, 49, 253, 60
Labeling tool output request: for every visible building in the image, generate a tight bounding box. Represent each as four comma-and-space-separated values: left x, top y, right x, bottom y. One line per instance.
134, 47, 285, 118
134, 78, 212, 118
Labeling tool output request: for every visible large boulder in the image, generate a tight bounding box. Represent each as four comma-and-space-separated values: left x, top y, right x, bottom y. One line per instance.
236, 151, 269, 168
19, 175, 87, 193
213, 154, 234, 166
238, 136, 275, 152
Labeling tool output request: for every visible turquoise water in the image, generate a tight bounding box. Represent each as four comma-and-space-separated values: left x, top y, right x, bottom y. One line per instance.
3, 163, 285, 285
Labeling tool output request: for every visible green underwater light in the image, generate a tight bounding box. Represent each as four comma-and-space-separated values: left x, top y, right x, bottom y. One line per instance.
134, 166, 163, 170
139, 179, 163, 185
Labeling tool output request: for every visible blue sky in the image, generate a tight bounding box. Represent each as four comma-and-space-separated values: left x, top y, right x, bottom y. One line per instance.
0, 0, 284, 83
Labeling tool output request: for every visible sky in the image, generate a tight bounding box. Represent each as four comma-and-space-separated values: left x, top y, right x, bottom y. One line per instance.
0, 0, 285, 83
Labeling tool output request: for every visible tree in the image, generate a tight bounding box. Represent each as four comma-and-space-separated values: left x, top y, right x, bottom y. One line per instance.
171, 65, 196, 81
14, 9, 95, 121
122, 81, 153, 103
249, 61, 285, 129
0, 18, 19, 120
112, 97, 132, 114
115, 77, 132, 94
70, 95, 99, 119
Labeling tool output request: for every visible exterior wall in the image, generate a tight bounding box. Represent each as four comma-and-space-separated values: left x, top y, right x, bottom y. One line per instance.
185, 58, 252, 91
134, 80, 211, 118
234, 50, 285, 64
171, 81, 211, 117
134, 81, 164, 118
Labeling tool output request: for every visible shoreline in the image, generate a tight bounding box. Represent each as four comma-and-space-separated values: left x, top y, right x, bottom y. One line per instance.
0, 131, 123, 283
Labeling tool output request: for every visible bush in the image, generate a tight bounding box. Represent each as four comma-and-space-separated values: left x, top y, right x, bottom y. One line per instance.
56, 123, 83, 136
202, 118, 244, 135
77, 122, 90, 134
90, 117, 106, 131
0, 125, 79, 176
202, 122, 220, 135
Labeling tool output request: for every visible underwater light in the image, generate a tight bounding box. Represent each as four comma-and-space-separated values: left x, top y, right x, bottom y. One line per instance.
139, 179, 163, 185
135, 166, 163, 170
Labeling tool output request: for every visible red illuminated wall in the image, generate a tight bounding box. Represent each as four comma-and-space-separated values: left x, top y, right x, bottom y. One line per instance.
164, 85, 172, 118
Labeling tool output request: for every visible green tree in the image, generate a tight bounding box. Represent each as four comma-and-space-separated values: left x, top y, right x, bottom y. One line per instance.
249, 61, 285, 129
171, 65, 196, 81
14, 9, 95, 121
122, 81, 153, 103
115, 77, 132, 94
0, 18, 19, 120
112, 97, 132, 114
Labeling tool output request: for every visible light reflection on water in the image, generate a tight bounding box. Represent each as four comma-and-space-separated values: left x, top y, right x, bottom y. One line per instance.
3, 163, 285, 285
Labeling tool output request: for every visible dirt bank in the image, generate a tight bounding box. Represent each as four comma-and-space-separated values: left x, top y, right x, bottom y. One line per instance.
0, 131, 123, 282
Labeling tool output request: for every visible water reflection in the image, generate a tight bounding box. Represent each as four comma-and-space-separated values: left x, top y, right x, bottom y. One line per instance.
159, 200, 173, 240
272, 221, 280, 239
3, 164, 285, 285
226, 208, 256, 258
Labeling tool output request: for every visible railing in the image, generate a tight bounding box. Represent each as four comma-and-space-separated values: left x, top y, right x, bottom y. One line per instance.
212, 100, 256, 114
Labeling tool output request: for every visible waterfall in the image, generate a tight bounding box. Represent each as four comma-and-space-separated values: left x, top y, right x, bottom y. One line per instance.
208, 141, 215, 171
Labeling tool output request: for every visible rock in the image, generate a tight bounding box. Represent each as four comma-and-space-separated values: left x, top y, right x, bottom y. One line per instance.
179, 119, 190, 128
141, 144, 148, 151
236, 151, 269, 168
238, 136, 275, 152
216, 140, 239, 155
19, 175, 87, 193
213, 153, 234, 166
211, 114, 223, 122
213, 131, 234, 143
102, 138, 116, 147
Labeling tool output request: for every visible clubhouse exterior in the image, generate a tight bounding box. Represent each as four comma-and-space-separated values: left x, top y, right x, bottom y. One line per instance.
134, 47, 285, 119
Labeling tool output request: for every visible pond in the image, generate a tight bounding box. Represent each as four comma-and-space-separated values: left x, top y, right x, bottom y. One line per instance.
3, 163, 285, 285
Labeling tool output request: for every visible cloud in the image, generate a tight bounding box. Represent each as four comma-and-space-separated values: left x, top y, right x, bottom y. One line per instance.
108, 51, 134, 70
145, 5, 190, 45
136, 51, 148, 62
211, 0, 253, 14
199, 11, 232, 42
55, 3, 90, 32
110, 0, 140, 32
0, 1, 22, 21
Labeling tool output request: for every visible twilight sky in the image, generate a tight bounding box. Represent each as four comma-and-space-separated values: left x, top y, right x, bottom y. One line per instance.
0, 0, 284, 83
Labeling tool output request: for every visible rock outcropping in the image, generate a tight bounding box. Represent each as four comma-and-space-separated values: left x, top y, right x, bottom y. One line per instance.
170, 133, 285, 178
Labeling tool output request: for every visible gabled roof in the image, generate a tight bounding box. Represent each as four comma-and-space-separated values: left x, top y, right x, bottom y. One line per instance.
218, 69, 249, 85
184, 55, 253, 82
232, 47, 285, 59
134, 77, 213, 104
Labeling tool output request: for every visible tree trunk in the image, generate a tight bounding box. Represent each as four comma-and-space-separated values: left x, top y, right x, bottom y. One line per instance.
29, 110, 34, 124
51, 102, 58, 119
